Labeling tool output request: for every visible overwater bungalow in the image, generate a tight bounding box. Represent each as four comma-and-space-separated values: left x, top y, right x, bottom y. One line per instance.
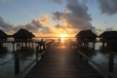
0, 30, 7, 41
12, 29, 35, 59
0, 30, 8, 55
12, 28, 35, 48
13, 29, 35, 41
99, 31, 117, 74
0, 29, 7, 47
76, 30, 97, 48
99, 31, 117, 50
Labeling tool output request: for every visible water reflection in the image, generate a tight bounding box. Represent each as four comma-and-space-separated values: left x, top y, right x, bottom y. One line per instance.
78, 42, 117, 77
0, 44, 8, 58
16, 47, 35, 59
91, 52, 108, 64
0, 43, 14, 78
0, 42, 37, 78
57, 38, 75, 49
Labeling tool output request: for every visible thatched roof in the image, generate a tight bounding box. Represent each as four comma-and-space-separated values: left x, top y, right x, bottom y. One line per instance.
99, 31, 117, 38
99, 31, 117, 41
76, 30, 97, 39
0, 30, 7, 40
13, 29, 35, 40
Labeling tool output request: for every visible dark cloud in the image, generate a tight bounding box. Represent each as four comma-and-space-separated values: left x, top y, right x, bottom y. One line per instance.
98, 0, 117, 14
15, 19, 49, 33
53, 12, 63, 20
53, 0, 94, 31
20, 20, 42, 32
0, 16, 49, 34
48, 0, 63, 4
0, 16, 13, 32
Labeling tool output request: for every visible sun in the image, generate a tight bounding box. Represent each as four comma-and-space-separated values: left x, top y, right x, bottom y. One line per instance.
59, 32, 69, 43
60, 32, 68, 38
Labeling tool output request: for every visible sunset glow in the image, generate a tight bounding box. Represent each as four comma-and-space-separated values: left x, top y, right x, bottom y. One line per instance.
59, 32, 69, 42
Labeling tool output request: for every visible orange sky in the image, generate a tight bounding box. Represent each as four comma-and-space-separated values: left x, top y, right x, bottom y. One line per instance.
34, 15, 78, 38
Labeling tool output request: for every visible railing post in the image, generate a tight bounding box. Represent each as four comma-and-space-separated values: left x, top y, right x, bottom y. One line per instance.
92, 41, 95, 50
43, 41, 46, 50
13, 42, 20, 75
108, 52, 114, 78
36, 42, 39, 64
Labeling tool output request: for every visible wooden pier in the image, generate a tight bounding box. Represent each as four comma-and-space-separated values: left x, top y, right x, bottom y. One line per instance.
24, 42, 103, 78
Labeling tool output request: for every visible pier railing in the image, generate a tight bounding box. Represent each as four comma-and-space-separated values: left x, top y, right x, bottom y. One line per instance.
0, 39, 49, 78
75, 42, 115, 78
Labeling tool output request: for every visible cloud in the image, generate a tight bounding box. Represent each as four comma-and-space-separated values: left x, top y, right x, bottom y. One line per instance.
18, 20, 42, 32
39, 15, 49, 26
0, 16, 13, 33
48, 0, 64, 4
0, 16, 50, 35
0, 0, 95, 36
53, 0, 94, 32
15, 19, 50, 33
98, 0, 117, 14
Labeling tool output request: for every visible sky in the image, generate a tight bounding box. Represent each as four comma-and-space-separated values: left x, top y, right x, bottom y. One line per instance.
0, 0, 117, 36
0, 0, 65, 25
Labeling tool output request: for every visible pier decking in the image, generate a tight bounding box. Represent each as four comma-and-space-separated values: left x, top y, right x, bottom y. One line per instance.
25, 43, 103, 78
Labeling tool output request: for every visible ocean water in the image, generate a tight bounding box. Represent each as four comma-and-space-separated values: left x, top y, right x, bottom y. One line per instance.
0, 38, 117, 78
0, 42, 37, 78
